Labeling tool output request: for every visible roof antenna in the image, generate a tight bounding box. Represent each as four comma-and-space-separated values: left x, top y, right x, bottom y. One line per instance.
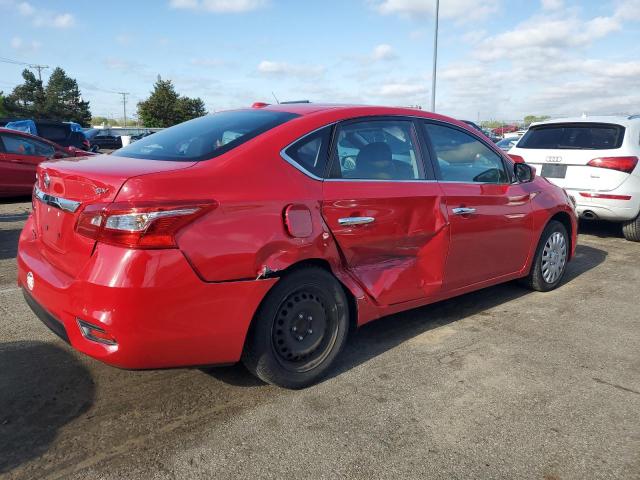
272, 91, 280, 104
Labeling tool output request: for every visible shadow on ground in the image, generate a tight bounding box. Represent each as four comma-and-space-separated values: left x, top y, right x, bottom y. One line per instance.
0, 229, 21, 261
578, 219, 624, 239
0, 341, 95, 474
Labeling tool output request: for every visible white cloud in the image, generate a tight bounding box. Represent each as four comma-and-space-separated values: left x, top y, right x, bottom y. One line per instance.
52, 13, 75, 28
541, 0, 563, 10
0, 0, 75, 28
9, 36, 41, 52
16, 0, 34, 15
371, 44, 397, 61
169, 0, 267, 13
376, 82, 428, 97
257, 60, 325, 78
373, 0, 500, 21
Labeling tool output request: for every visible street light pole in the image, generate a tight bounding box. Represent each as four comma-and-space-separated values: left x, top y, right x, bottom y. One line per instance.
117, 92, 129, 128
430, 0, 440, 112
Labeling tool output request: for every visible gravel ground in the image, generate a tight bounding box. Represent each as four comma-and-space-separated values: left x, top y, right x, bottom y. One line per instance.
1, 198, 638, 480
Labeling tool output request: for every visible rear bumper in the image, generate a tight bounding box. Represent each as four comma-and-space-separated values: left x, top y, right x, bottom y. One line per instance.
17, 216, 277, 369
566, 187, 640, 221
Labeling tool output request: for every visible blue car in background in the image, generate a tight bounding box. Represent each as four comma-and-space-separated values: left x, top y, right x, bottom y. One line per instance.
3, 119, 91, 151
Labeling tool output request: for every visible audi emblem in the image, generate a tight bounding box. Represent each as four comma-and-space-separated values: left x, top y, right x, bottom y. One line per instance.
545, 156, 563, 163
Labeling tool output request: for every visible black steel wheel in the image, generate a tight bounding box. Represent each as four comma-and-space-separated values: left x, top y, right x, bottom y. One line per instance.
242, 267, 349, 388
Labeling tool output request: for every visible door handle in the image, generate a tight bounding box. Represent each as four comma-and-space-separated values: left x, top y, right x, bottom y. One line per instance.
452, 207, 477, 215
338, 216, 375, 226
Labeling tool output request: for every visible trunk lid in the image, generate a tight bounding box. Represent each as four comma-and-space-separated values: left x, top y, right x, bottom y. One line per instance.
34, 154, 196, 277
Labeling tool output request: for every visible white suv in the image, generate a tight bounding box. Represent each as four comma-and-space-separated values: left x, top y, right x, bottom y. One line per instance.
509, 115, 640, 241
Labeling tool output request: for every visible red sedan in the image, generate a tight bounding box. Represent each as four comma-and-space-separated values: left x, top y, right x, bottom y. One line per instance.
17, 104, 577, 388
0, 127, 94, 197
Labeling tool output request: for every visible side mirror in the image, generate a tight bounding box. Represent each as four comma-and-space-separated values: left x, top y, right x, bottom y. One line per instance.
514, 163, 535, 183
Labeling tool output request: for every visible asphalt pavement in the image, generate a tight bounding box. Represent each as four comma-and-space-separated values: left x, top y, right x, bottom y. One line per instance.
1, 199, 638, 479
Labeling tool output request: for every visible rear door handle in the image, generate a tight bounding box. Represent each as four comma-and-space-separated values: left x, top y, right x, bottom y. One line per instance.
452, 207, 477, 215
338, 216, 375, 226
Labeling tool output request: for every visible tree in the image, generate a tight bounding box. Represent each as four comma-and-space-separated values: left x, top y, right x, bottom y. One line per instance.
524, 115, 550, 127
4, 69, 46, 118
137, 77, 207, 127
177, 96, 206, 123
43, 67, 92, 126
3, 67, 91, 126
0, 92, 8, 117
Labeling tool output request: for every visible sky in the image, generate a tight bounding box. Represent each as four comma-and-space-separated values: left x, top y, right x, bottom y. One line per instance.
1, 0, 639, 122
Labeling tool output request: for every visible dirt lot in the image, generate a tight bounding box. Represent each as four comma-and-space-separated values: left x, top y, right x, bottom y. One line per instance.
1, 198, 638, 480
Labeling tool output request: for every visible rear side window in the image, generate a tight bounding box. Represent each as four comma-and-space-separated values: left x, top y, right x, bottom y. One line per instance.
1, 134, 55, 157
519, 123, 625, 150
329, 120, 423, 180
37, 124, 70, 142
113, 110, 298, 162
283, 126, 331, 178
424, 123, 509, 184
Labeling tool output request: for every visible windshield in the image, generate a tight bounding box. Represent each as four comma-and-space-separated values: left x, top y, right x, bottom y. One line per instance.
518, 123, 625, 150
113, 110, 299, 162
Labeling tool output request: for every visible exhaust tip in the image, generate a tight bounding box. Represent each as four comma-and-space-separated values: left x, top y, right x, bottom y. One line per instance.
582, 210, 598, 220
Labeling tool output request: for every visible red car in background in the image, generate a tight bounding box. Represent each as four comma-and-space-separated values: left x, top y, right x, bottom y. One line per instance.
0, 127, 95, 197
17, 104, 577, 388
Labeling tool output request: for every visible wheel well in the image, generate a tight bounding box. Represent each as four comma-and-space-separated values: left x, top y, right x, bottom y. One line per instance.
549, 211, 573, 252
275, 259, 359, 333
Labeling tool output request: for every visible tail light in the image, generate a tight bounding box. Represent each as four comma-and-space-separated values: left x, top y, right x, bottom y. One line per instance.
587, 156, 638, 173
82, 139, 91, 150
579, 192, 632, 201
76, 201, 216, 249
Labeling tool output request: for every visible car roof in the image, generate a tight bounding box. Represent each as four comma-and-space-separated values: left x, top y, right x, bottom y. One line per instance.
531, 115, 640, 128
247, 103, 474, 130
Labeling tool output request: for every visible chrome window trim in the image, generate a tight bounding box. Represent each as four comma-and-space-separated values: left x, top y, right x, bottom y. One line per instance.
34, 186, 81, 213
279, 114, 513, 183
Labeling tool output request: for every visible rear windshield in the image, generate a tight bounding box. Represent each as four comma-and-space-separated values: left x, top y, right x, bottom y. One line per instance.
113, 110, 299, 162
518, 123, 625, 150
37, 124, 70, 142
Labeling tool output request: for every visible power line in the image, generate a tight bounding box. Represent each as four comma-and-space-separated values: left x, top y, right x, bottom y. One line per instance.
0, 56, 49, 82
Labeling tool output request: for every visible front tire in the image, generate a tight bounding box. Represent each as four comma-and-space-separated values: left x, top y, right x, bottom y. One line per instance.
622, 214, 640, 242
242, 267, 350, 389
523, 220, 569, 292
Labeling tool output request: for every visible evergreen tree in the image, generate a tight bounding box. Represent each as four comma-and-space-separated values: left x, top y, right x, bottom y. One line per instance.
43, 67, 92, 126
5, 69, 46, 117
137, 76, 207, 127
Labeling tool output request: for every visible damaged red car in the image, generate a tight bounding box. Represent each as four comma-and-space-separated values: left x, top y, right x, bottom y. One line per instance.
17, 104, 577, 388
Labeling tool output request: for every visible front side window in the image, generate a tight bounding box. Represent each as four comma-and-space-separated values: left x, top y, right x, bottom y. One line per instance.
0, 134, 55, 157
113, 110, 299, 162
284, 126, 331, 178
424, 123, 508, 184
330, 120, 422, 180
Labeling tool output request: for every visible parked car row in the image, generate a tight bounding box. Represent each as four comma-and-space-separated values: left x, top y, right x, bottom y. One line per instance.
16, 103, 577, 388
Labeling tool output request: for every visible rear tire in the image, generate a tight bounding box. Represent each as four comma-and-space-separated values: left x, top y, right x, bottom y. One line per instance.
242, 267, 349, 389
522, 220, 569, 292
622, 214, 640, 242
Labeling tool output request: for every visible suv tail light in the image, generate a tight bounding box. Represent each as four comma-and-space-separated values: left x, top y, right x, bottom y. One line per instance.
76, 201, 216, 249
587, 156, 638, 173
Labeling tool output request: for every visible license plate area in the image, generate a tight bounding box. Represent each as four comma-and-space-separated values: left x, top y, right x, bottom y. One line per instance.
541, 164, 567, 179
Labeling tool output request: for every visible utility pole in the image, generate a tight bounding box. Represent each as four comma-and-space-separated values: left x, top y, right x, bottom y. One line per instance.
430, 0, 440, 112
28, 64, 49, 82
117, 92, 129, 127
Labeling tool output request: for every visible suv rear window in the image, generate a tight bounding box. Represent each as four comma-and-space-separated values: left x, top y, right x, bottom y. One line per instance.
113, 110, 299, 162
518, 123, 625, 150
37, 124, 70, 142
